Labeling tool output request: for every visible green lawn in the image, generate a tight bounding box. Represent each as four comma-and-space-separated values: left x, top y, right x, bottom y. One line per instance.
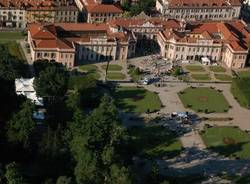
178, 87, 230, 113
231, 78, 250, 108
106, 72, 126, 80
238, 71, 250, 78
114, 86, 162, 113
201, 126, 250, 159
0, 31, 25, 41
79, 64, 98, 72
128, 126, 182, 158
214, 74, 232, 81
191, 74, 211, 81
78, 64, 100, 80
101, 64, 123, 71
209, 66, 226, 73
185, 65, 205, 72
0, 42, 25, 60
128, 66, 143, 82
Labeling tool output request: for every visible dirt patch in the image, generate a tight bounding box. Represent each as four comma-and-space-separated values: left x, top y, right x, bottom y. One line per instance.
223, 137, 236, 145
198, 96, 208, 102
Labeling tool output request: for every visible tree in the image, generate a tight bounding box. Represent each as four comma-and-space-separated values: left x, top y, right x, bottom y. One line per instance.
33, 59, 63, 77
6, 100, 35, 147
68, 95, 129, 183
108, 164, 131, 184
34, 65, 68, 98
5, 162, 24, 184
56, 176, 73, 184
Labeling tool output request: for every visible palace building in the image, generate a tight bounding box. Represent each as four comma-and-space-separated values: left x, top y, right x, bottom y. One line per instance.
156, 0, 242, 21
27, 22, 136, 68
157, 20, 250, 69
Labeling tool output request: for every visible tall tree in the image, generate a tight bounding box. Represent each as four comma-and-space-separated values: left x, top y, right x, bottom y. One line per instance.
34, 65, 68, 98
5, 162, 24, 184
68, 95, 131, 183
6, 100, 35, 147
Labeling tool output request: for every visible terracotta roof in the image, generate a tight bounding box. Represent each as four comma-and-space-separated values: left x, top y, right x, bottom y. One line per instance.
160, 20, 250, 52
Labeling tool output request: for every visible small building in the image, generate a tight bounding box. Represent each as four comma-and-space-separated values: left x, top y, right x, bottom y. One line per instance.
15, 78, 44, 106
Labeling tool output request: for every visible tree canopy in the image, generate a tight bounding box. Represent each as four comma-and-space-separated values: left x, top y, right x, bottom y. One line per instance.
6, 100, 35, 147
34, 65, 68, 98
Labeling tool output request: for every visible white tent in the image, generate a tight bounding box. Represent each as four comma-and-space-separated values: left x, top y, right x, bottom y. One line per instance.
201, 57, 211, 65
15, 78, 44, 106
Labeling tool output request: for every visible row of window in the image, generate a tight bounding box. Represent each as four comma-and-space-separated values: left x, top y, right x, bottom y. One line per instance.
169, 8, 231, 13
166, 44, 220, 53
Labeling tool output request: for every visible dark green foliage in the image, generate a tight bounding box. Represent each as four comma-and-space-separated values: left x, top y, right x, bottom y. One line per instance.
0, 77, 25, 122
34, 65, 68, 98
68, 95, 131, 183
6, 100, 35, 147
33, 60, 63, 77
56, 176, 73, 184
231, 77, 250, 108
0, 47, 28, 80
5, 162, 24, 184
125, 0, 155, 16
171, 67, 182, 77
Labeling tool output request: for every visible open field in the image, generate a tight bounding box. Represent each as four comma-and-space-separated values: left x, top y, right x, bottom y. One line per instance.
114, 86, 162, 113
185, 65, 205, 72
209, 66, 226, 73
231, 78, 250, 108
238, 71, 250, 78
101, 64, 123, 71
78, 64, 100, 80
0, 31, 25, 41
178, 87, 230, 113
0, 42, 25, 60
201, 126, 250, 159
214, 74, 232, 81
191, 74, 211, 81
106, 72, 126, 80
129, 126, 182, 158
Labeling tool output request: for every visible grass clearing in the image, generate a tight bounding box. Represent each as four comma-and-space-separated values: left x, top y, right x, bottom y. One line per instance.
114, 86, 162, 113
214, 74, 232, 81
201, 126, 250, 159
191, 74, 211, 81
0, 31, 25, 41
209, 66, 226, 73
238, 71, 250, 78
185, 65, 205, 72
178, 87, 230, 113
106, 72, 126, 80
78, 64, 100, 80
101, 64, 123, 71
0, 42, 25, 60
129, 126, 182, 158
231, 78, 250, 108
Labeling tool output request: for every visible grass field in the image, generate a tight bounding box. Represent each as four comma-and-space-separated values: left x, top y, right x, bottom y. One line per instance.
129, 126, 182, 158
209, 66, 226, 73
201, 126, 250, 159
185, 65, 205, 72
0, 31, 25, 41
238, 71, 250, 78
78, 64, 100, 80
191, 74, 211, 81
107, 72, 126, 80
0, 42, 25, 60
101, 64, 123, 71
178, 87, 230, 113
214, 74, 232, 81
114, 86, 162, 113
231, 78, 250, 108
